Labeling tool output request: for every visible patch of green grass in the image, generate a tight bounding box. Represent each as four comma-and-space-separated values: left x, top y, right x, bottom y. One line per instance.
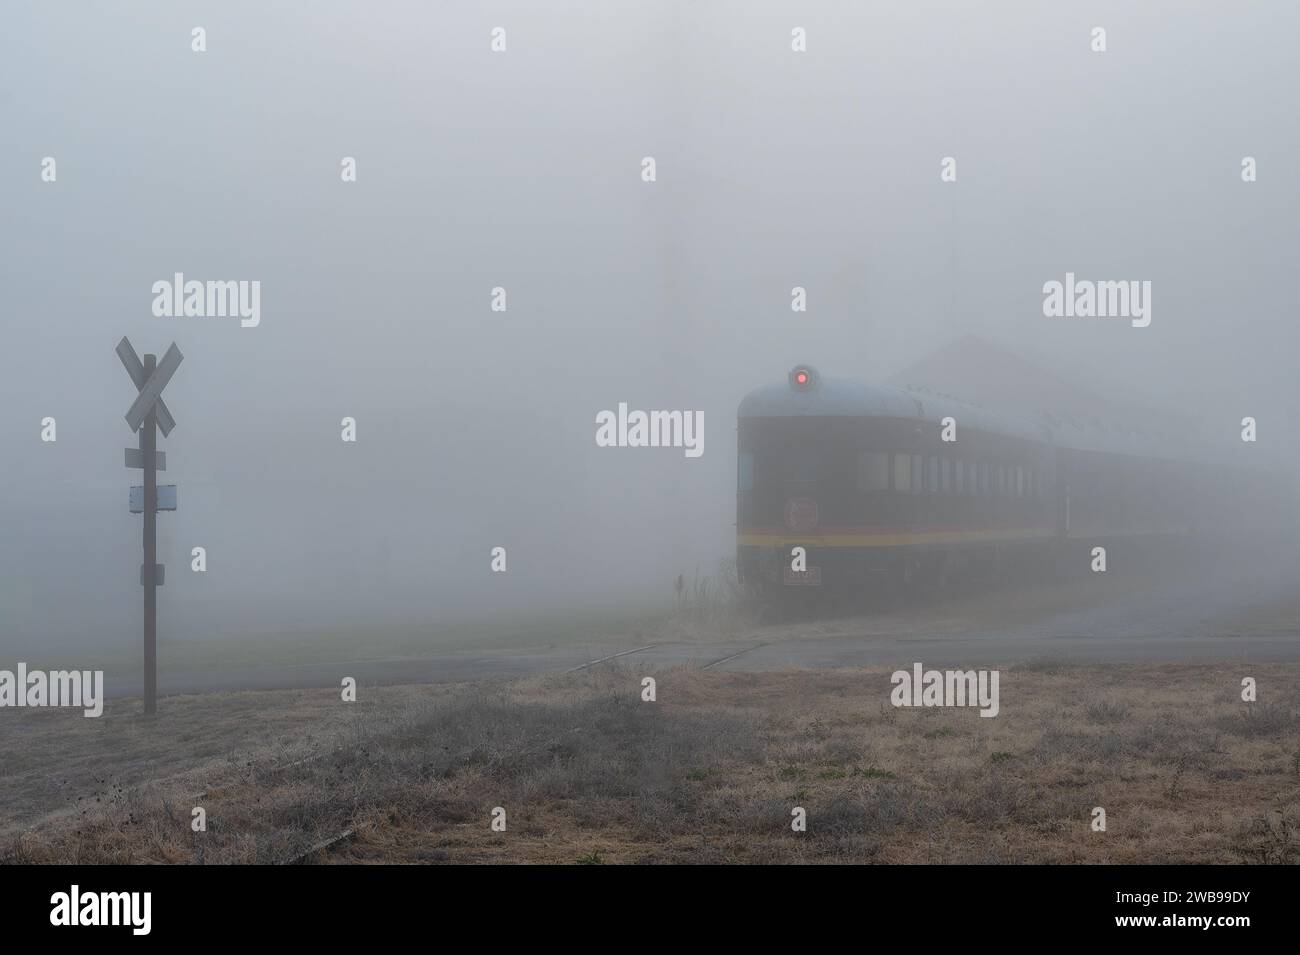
575, 850, 604, 865
923, 727, 957, 740
852, 766, 896, 780
990, 751, 1016, 763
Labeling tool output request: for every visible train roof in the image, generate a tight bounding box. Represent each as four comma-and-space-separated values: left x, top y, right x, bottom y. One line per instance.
738, 368, 1227, 464
738, 375, 1048, 442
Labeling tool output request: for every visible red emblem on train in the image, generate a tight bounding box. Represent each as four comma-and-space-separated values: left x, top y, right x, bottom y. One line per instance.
784, 497, 819, 531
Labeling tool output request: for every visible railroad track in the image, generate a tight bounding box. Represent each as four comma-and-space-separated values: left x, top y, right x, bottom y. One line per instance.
699, 643, 767, 670
564, 644, 659, 673
564, 641, 774, 674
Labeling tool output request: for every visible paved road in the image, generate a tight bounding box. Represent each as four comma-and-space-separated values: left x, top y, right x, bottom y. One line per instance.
107, 568, 1300, 699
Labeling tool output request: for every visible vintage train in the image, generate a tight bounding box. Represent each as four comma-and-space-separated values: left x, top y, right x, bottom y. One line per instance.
736, 364, 1292, 597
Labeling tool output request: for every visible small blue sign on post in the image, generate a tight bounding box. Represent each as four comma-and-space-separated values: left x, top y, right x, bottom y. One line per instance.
129, 485, 177, 513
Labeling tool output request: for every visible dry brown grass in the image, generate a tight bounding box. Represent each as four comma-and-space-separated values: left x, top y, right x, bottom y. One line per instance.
2, 663, 1298, 864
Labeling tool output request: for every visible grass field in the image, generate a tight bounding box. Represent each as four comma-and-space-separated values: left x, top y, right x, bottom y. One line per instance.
32, 603, 670, 682
3, 661, 1297, 864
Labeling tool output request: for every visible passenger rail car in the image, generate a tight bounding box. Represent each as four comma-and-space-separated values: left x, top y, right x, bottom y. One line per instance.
736, 365, 1291, 596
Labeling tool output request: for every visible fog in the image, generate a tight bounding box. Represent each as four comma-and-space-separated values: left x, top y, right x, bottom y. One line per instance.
2, 1, 1297, 656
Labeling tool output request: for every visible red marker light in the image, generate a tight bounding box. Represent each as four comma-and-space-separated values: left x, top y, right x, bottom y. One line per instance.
789, 365, 819, 391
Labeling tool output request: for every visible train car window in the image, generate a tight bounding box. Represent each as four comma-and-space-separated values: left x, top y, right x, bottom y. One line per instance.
1016, 466, 1024, 497
955, 459, 964, 494
893, 453, 912, 494
928, 456, 939, 494
996, 467, 1005, 496
856, 451, 891, 492
942, 458, 952, 494
981, 461, 990, 496
738, 453, 754, 491
911, 454, 922, 494
780, 450, 825, 485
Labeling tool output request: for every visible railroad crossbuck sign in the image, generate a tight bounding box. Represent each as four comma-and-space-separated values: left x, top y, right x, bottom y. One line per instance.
117, 338, 178, 436
117, 336, 183, 716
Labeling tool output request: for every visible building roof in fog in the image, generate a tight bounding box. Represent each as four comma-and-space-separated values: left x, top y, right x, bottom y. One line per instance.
887, 335, 1131, 425
738, 376, 1050, 443
887, 335, 1220, 460
739, 338, 1229, 462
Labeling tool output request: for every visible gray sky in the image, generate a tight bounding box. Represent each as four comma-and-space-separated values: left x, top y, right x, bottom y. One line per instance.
2, 1, 1296, 654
